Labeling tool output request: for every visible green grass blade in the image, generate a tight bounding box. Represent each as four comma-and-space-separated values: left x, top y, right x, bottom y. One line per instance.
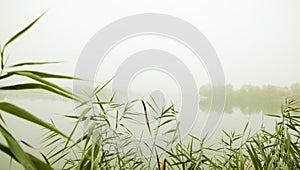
0, 70, 79, 81
0, 71, 82, 101
0, 102, 67, 138
65, 107, 91, 147
0, 143, 53, 170
141, 100, 152, 136
29, 153, 53, 170
12, 70, 80, 79
9, 61, 62, 68
0, 125, 37, 170
0, 72, 13, 80
0, 83, 79, 102
14, 71, 82, 102
1, 12, 45, 52
0, 83, 58, 90
93, 77, 114, 95
0, 142, 17, 160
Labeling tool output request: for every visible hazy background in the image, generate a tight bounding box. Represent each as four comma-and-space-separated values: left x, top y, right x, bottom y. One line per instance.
1, 0, 300, 88
1, 1, 300, 169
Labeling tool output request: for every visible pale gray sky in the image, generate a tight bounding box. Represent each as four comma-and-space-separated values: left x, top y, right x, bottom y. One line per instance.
1, 0, 300, 89
1, 2, 300, 168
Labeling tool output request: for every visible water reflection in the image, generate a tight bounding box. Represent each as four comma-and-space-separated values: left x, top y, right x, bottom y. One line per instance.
200, 83, 300, 114
1, 83, 300, 115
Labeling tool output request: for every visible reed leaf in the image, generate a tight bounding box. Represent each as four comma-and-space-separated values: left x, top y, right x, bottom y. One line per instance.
0, 102, 67, 138
0, 143, 53, 170
9, 61, 61, 68
0, 124, 37, 170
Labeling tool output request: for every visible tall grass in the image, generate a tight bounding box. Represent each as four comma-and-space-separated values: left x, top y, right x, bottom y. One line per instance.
46, 88, 300, 169
0, 13, 300, 170
0, 13, 80, 170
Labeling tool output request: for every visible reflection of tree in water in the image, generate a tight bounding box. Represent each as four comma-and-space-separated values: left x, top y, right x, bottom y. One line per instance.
200, 83, 300, 114
2, 83, 300, 115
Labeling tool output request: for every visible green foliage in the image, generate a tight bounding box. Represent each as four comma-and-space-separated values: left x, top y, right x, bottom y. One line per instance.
0, 13, 78, 169
0, 124, 37, 170
0, 102, 67, 138
0, 126, 53, 170
1, 11, 300, 170
45, 88, 299, 169
162, 98, 300, 169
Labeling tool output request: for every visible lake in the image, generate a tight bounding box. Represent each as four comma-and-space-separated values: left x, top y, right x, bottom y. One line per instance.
0, 89, 284, 169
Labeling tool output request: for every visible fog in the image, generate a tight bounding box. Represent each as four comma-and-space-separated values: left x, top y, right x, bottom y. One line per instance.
1, 1, 300, 169
1, 0, 300, 89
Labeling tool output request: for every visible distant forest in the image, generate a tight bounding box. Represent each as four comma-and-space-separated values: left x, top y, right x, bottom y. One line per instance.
1, 83, 300, 114
200, 83, 300, 114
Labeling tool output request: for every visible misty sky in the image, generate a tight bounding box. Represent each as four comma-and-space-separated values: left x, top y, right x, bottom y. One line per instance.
1, 0, 300, 91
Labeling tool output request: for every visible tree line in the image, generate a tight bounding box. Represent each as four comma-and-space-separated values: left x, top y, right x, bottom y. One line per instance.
200, 83, 300, 114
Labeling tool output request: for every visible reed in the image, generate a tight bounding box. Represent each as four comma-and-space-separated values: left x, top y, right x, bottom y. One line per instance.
0, 13, 299, 170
